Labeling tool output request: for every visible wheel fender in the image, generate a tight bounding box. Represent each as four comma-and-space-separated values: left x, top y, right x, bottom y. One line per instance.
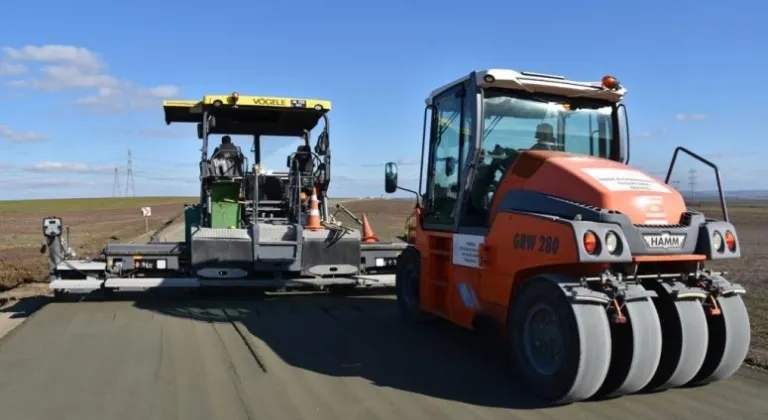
511, 273, 612, 310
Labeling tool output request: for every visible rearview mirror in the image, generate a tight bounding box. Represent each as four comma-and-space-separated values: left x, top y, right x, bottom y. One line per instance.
384, 162, 398, 194
197, 123, 203, 140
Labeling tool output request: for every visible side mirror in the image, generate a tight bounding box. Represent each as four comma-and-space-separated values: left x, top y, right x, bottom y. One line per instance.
197, 123, 203, 140
286, 155, 292, 168
445, 156, 456, 177
384, 162, 398, 194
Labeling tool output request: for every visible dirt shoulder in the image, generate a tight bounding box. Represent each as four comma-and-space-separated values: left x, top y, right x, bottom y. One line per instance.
0, 197, 193, 291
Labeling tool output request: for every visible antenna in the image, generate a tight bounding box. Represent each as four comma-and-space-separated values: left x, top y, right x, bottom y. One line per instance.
112, 167, 121, 197
125, 148, 136, 197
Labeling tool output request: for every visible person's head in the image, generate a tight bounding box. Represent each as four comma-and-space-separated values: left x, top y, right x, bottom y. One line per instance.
535, 123, 554, 143
222, 135, 232, 144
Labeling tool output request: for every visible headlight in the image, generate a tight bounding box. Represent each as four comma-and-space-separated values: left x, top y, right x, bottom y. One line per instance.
605, 231, 620, 254
712, 231, 724, 253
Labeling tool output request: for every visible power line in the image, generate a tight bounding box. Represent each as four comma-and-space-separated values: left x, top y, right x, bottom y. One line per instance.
125, 149, 136, 196
688, 168, 697, 201
112, 167, 121, 197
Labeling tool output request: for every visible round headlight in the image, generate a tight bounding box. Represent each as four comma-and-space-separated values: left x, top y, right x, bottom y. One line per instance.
712, 231, 724, 252
605, 231, 620, 254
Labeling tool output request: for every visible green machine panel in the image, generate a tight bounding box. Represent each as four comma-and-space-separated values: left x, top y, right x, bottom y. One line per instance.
209, 182, 242, 229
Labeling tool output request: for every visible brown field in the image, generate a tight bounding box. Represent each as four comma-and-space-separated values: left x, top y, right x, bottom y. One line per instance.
0, 197, 197, 290
1, 196, 767, 367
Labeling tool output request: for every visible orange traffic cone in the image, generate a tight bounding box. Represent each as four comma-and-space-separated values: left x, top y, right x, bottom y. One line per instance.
305, 187, 323, 231
361, 213, 379, 243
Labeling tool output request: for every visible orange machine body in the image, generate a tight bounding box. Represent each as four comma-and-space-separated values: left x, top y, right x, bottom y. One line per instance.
411, 150, 723, 330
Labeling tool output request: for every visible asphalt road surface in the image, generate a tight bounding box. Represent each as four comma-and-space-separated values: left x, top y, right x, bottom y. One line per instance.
0, 292, 767, 420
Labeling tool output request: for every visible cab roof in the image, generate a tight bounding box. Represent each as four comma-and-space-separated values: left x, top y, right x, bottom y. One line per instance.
426, 69, 627, 105
162, 94, 332, 137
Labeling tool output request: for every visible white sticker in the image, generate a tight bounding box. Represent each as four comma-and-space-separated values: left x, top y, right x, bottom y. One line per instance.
634, 195, 668, 224
452, 234, 484, 268
581, 168, 670, 193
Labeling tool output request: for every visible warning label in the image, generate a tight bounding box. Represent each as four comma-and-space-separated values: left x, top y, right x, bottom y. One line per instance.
581, 168, 671, 193
452, 234, 484, 268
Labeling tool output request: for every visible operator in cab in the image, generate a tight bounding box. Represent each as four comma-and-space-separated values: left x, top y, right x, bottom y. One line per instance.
210, 135, 245, 176
212, 135, 239, 156
530, 123, 560, 151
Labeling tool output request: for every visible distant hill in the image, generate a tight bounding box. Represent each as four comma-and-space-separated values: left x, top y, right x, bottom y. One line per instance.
676, 190, 768, 205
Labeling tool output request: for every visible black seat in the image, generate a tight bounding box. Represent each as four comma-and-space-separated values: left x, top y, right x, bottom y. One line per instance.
292, 145, 313, 174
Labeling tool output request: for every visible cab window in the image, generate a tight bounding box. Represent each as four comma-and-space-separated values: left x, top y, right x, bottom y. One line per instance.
467, 88, 616, 223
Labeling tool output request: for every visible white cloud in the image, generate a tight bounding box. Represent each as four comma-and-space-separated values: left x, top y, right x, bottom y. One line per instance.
675, 113, 707, 121
632, 128, 668, 140
0, 125, 46, 142
0, 61, 27, 75
2, 44, 180, 110
23, 161, 115, 174
3, 45, 102, 71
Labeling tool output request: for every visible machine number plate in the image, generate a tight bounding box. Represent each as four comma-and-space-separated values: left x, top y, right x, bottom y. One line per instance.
513, 233, 560, 254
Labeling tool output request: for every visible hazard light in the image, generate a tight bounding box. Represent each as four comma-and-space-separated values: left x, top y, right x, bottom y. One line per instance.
583, 231, 599, 254
601, 75, 620, 90
231, 91, 239, 103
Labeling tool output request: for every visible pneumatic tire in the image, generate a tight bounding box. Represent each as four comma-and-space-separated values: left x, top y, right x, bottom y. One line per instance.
395, 246, 436, 324
508, 277, 612, 403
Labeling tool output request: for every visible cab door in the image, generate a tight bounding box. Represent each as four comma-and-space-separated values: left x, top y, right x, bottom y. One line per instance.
419, 78, 479, 328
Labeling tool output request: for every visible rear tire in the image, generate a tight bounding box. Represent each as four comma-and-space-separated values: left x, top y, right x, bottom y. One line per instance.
395, 246, 436, 324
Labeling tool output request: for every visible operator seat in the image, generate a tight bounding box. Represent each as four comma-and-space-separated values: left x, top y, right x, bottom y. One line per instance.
292, 145, 313, 174
210, 137, 245, 177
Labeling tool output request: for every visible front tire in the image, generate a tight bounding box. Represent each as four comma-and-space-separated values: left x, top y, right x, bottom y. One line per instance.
508, 277, 612, 404
395, 247, 436, 324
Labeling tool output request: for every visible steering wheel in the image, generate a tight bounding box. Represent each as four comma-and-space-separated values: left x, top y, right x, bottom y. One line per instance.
471, 147, 517, 211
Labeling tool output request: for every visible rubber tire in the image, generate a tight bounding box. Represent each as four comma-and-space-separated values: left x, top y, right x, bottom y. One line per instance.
689, 294, 751, 385
642, 280, 709, 392
596, 297, 662, 398
508, 277, 612, 404
395, 246, 436, 324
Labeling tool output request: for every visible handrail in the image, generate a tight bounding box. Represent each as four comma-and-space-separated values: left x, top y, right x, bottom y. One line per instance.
664, 146, 728, 222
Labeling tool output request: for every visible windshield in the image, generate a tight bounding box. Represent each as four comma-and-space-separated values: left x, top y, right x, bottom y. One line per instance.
479, 88, 616, 164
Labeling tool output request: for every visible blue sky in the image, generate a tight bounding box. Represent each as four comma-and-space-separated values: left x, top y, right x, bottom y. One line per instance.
0, 0, 766, 200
